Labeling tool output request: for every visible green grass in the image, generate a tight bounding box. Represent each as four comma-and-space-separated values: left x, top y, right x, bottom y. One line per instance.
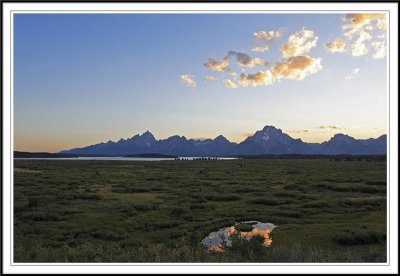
13, 159, 387, 262
332, 229, 386, 245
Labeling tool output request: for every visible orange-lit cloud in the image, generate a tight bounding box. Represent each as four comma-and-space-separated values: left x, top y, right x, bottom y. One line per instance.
271, 55, 322, 81
204, 57, 230, 71
318, 125, 345, 130
236, 55, 322, 86
180, 74, 196, 87
252, 30, 282, 52
239, 70, 274, 87
280, 28, 318, 58
343, 13, 386, 34
204, 75, 217, 81
289, 129, 309, 133
204, 51, 267, 72
325, 39, 346, 53
223, 79, 238, 89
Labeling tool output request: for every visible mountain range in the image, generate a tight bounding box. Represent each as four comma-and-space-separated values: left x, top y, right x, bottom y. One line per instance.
60, 125, 387, 156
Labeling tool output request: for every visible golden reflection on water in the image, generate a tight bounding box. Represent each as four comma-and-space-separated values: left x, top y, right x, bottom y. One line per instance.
240, 229, 272, 246
202, 221, 276, 252
225, 226, 236, 236
209, 244, 224, 252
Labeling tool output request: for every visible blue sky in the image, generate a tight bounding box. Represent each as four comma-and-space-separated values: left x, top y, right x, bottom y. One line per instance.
13, 13, 387, 152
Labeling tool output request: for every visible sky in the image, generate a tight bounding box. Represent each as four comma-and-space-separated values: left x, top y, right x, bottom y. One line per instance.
13, 13, 388, 152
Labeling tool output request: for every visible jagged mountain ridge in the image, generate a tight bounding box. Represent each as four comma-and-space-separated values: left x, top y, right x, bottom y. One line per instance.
60, 125, 387, 156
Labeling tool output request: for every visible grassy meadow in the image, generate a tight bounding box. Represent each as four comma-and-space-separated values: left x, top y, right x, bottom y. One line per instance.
13, 158, 387, 262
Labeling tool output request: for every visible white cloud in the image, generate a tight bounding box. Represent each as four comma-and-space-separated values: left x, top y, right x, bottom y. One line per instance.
351, 30, 372, 56
228, 71, 238, 80
180, 74, 196, 87
252, 30, 282, 52
345, 68, 360, 80
252, 46, 269, 52
371, 39, 387, 59
280, 28, 318, 58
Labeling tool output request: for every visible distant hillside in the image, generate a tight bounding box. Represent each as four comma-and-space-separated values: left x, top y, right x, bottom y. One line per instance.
14, 151, 78, 158
60, 125, 387, 157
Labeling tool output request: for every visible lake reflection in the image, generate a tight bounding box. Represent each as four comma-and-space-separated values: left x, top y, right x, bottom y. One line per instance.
201, 221, 277, 252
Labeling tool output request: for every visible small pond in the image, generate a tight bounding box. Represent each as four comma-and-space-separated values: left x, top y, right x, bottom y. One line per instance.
201, 221, 277, 252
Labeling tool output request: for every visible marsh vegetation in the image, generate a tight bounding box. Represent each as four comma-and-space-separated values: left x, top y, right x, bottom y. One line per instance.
13, 158, 386, 262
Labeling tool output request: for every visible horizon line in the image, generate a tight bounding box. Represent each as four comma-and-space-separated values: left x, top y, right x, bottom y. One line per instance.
54, 126, 387, 153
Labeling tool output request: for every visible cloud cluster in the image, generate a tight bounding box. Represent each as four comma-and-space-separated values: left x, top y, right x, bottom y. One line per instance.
252, 30, 282, 52
204, 57, 230, 72
326, 13, 387, 59
223, 79, 238, 89
272, 55, 322, 81
204, 52, 268, 73
185, 27, 324, 89
236, 55, 322, 87
345, 68, 361, 80
181, 13, 387, 90
325, 39, 346, 53
180, 74, 196, 87
280, 28, 318, 58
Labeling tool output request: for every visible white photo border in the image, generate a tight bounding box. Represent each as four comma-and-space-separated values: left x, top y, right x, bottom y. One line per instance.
2, 2, 398, 274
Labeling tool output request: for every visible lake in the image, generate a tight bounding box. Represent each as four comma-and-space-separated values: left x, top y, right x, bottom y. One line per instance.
14, 156, 238, 161
202, 221, 277, 252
